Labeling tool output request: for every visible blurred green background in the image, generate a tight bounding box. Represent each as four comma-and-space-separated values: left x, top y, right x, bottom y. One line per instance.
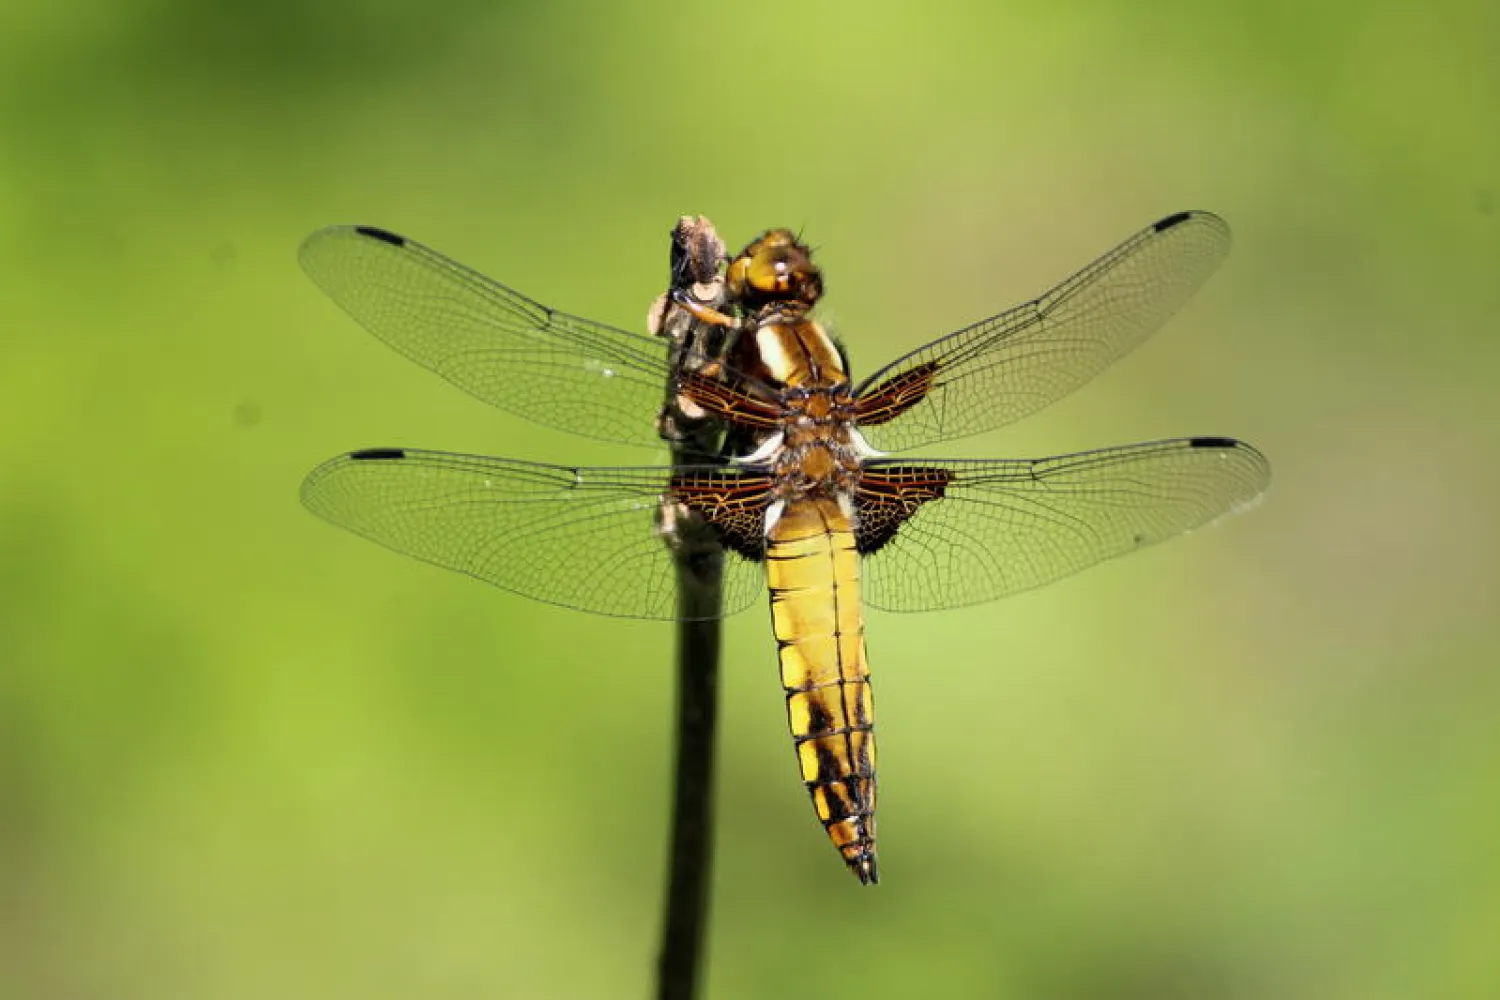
3, 1, 1498, 997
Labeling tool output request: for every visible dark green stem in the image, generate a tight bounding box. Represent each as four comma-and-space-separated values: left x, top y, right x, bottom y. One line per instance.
655, 216, 732, 1000
655, 546, 723, 1000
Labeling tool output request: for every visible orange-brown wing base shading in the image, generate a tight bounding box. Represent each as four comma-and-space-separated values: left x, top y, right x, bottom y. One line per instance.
852, 361, 938, 426
677, 372, 783, 429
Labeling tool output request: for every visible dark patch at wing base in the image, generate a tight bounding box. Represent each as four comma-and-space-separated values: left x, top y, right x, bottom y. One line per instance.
853, 466, 953, 554
671, 470, 774, 561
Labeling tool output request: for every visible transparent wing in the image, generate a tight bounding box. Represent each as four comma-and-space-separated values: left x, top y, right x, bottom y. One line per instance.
859, 437, 1269, 612
301, 448, 767, 620
853, 212, 1233, 452
300, 226, 674, 448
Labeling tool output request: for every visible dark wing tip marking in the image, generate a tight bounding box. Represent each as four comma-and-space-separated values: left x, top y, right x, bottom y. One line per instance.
349, 447, 407, 461
1189, 436, 1240, 450
353, 226, 406, 247
1153, 210, 1196, 232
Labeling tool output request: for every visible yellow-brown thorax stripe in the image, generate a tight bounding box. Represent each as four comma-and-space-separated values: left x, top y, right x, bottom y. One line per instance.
753, 319, 846, 388
765, 496, 878, 883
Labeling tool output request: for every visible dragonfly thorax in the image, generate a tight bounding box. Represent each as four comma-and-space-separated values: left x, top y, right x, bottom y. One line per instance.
753, 401, 866, 499
768, 438, 863, 499
727, 317, 849, 390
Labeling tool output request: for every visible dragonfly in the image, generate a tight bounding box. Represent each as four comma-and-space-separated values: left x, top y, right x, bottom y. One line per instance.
298, 211, 1270, 885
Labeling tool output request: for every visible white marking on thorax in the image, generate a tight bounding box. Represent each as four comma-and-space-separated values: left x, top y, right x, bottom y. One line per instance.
763, 499, 786, 537
736, 431, 785, 465
847, 426, 886, 460
836, 492, 856, 523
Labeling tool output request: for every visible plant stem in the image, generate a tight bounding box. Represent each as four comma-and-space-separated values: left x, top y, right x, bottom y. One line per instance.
654, 216, 732, 1000
656, 549, 723, 1000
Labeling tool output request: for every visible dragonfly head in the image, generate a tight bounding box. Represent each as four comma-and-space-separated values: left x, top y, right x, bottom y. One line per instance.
727, 229, 822, 310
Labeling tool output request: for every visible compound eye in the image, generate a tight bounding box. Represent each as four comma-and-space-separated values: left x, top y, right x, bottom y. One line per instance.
726, 231, 822, 305
750, 253, 791, 293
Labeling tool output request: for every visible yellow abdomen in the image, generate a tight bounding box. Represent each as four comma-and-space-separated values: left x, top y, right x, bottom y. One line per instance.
765, 497, 878, 884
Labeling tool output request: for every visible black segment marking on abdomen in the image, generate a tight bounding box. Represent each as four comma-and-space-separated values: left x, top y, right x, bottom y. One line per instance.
804, 696, 834, 733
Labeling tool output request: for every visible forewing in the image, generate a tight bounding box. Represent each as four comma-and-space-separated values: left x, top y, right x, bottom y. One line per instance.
858, 437, 1269, 612
854, 212, 1233, 451
300, 226, 674, 447
301, 449, 767, 620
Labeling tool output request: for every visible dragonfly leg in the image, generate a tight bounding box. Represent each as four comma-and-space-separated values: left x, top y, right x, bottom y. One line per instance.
670, 288, 740, 329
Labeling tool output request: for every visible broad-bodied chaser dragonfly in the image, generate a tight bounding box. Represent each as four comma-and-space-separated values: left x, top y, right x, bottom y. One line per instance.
299, 211, 1269, 885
